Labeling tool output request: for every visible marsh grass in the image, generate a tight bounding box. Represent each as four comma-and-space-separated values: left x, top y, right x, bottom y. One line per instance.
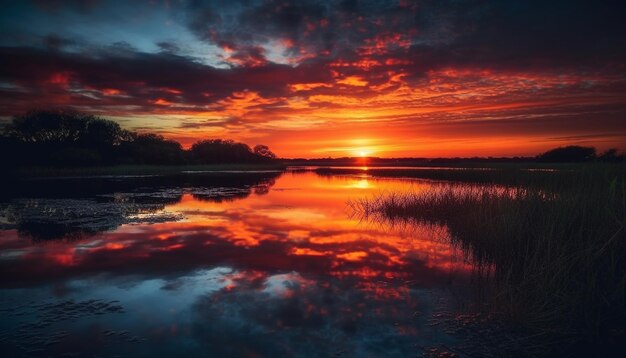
351, 164, 626, 343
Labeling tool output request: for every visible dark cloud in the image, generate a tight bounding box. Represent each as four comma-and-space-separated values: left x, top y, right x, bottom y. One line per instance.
185, 0, 626, 70
3, 0, 625, 100
189, 274, 432, 357
41, 33, 76, 50
31, 0, 101, 13
0, 45, 332, 115
156, 41, 181, 54
1, 0, 625, 154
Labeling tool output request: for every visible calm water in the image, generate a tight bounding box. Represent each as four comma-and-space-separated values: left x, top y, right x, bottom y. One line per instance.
0, 169, 474, 357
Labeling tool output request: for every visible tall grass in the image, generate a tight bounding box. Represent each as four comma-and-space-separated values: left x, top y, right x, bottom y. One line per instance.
352, 165, 626, 342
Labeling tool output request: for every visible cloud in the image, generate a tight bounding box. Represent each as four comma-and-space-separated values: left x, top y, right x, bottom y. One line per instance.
0, 46, 331, 114
185, 0, 626, 69
1, 0, 625, 155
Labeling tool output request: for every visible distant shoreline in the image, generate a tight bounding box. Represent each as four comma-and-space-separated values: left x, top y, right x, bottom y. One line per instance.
283, 159, 574, 169
7, 161, 623, 181
7, 163, 288, 179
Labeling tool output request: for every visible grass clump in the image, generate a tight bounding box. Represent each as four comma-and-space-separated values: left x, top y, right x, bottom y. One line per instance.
352, 165, 626, 345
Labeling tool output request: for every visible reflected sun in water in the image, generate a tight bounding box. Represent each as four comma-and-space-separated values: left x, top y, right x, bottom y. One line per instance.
0, 171, 473, 357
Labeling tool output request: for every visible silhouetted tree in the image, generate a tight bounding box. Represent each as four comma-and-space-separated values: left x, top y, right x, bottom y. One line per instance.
117, 133, 185, 165
2, 109, 278, 168
190, 139, 273, 164
537, 146, 597, 163
6, 109, 129, 145
81, 117, 133, 147
597, 148, 625, 162
2, 109, 134, 165
253, 144, 276, 159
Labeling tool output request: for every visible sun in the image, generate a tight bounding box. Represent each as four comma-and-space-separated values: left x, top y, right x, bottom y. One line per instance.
354, 148, 372, 158
348, 139, 375, 158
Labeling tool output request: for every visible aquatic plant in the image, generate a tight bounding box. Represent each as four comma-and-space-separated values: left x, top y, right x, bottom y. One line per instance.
352, 165, 626, 344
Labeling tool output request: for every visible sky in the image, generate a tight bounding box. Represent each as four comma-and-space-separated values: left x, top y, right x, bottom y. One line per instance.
1, 0, 625, 158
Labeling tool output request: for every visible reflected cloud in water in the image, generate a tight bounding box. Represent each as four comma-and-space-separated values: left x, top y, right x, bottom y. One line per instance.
0, 172, 280, 240
0, 171, 473, 356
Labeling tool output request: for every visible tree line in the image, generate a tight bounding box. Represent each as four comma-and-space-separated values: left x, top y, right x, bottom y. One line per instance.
1, 110, 622, 168
0, 109, 277, 167
536, 145, 624, 163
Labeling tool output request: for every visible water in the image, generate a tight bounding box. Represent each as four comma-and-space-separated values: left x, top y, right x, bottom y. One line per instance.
0, 170, 474, 357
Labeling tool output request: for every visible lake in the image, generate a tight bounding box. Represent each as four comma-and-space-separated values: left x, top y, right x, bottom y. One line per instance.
1, 168, 488, 357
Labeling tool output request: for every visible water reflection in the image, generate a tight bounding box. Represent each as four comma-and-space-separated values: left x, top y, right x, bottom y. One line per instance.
1, 172, 279, 240
0, 171, 472, 357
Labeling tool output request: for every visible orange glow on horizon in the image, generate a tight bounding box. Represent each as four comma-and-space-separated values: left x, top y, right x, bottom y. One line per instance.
19, 65, 624, 159
135, 67, 626, 158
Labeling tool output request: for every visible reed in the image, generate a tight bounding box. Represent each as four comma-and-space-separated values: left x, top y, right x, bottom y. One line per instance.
352, 164, 626, 342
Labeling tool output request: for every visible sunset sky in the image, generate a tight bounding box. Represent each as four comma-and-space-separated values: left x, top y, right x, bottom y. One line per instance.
1, 0, 625, 158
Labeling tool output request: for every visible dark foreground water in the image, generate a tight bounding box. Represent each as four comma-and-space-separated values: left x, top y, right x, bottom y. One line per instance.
0, 169, 477, 357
